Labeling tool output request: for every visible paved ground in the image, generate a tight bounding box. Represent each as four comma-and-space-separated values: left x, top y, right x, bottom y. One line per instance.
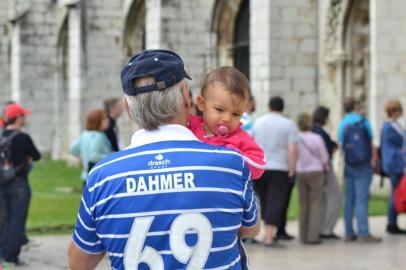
14, 216, 406, 270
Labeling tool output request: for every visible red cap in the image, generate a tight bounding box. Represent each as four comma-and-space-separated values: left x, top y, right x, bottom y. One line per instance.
4, 103, 31, 121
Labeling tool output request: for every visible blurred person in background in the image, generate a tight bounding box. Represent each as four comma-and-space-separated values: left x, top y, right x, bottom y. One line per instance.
252, 96, 298, 247
380, 100, 406, 234
338, 97, 381, 243
241, 95, 256, 135
0, 101, 16, 131
296, 113, 329, 244
0, 103, 41, 266
312, 106, 341, 239
70, 109, 112, 184
103, 98, 123, 152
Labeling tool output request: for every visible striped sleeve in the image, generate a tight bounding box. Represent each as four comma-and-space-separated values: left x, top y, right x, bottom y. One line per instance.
241, 165, 259, 227
72, 186, 105, 254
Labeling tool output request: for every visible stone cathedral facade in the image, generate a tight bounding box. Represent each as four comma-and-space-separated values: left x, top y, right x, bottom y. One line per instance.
0, 0, 405, 159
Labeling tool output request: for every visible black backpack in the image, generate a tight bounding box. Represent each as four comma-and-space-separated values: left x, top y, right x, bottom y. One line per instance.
0, 130, 20, 185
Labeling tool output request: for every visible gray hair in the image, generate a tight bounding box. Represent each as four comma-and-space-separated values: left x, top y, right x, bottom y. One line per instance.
126, 77, 185, 130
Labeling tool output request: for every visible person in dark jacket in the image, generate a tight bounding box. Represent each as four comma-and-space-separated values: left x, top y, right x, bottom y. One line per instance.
103, 98, 123, 152
312, 106, 341, 239
0, 103, 41, 266
381, 100, 406, 234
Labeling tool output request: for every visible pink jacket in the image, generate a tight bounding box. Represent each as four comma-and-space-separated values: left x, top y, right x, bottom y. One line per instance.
188, 115, 266, 179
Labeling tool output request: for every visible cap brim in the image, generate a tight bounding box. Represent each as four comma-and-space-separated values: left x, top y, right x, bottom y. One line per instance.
22, 109, 31, 115
185, 71, 192, 80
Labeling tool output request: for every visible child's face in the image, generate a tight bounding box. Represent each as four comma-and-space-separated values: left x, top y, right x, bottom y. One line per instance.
197, 83, 247, 136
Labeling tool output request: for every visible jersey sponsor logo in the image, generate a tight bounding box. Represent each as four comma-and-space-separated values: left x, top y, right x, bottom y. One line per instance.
148, 154, 171, 169
126, 172, 195, 193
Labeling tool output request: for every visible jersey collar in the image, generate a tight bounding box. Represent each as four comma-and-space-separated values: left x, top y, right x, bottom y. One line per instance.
127, 124, 199, 149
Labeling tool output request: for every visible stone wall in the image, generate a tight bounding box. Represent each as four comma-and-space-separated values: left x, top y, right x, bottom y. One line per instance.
16, 1, 58, 153
0, 1, 10, 103
3, 0, 405, 160
268, 0, 319, 118
81, 0, 123, 118
159, 0, 214, 95
375, 0, 406, 127
250, 0, 271, 117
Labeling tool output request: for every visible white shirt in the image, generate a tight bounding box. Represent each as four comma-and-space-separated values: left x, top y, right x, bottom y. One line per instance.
252, 112, 299, 171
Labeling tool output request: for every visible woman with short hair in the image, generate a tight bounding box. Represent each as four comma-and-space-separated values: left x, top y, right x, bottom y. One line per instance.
296, 113, 329, 244
381, 100, 406, 234
70, 109, 112, 183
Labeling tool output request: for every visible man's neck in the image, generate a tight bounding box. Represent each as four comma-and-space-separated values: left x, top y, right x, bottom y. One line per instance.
6, 124, 21, 130
165, 118, 187, 127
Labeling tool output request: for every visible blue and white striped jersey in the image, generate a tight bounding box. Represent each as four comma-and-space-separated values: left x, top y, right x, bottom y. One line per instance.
72, 125, 259, 270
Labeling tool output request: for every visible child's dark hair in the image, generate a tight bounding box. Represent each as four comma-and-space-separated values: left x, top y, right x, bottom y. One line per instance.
201, 66, 250, 100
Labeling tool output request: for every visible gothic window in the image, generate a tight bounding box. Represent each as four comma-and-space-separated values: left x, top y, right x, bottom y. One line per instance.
345, 0, 369, 110
233, 0, 250, 79
123, 0, 145, 57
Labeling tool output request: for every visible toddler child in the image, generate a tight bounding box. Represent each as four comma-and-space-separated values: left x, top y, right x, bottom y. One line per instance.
188, 66, 265, 269
188, 66, 265, 179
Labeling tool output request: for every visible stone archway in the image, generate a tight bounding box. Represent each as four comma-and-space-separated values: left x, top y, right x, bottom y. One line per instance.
344, 0, 370, 112
53, 13, 69, 159
233, 0, 250, 79
324, 0, 370, 116
118, 0, 146, 147
123, 0, 145, 58
211, 0, 245, 67
53, 4, 83, 159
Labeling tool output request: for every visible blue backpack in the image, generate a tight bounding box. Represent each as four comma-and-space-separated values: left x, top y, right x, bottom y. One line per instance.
343, 119, 372, 165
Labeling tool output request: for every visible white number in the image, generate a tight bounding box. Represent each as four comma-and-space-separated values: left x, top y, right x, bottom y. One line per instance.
124, 216, 164, 270
124, 213, 213, 270
170, 213, 212, 270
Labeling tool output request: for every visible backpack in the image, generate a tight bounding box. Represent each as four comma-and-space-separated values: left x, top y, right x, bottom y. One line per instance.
0, 130, 20, 185
342, 119, 372, 165
374, 126, 389, 186
395, 175, 406, 213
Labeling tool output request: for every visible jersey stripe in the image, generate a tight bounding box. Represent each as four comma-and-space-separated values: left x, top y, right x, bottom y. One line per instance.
78, 214, 96, 232
90, 187, 243, 211
206, 255, 241, 270
97, 224, 242, 239
95, 207, 243, 221
74, 231, 101, 247
89, 166, 242, 193
89, 147, 242, 175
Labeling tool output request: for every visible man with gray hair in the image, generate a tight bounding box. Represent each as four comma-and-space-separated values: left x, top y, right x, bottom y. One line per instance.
68, 49, 260, 270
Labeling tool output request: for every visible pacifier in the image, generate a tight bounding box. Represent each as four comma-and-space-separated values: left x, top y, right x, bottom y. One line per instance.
217, 125, 230, 137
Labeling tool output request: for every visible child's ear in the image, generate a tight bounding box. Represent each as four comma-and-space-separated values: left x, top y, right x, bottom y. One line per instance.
196, 96, 205, 112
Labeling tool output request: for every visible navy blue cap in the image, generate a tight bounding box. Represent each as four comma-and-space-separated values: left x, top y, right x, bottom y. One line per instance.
121, 49, 191, 96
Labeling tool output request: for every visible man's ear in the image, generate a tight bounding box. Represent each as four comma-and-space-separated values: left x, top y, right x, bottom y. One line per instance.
196, 95, 205, 112
181, 84, 191, 109
124, 97, 133, 120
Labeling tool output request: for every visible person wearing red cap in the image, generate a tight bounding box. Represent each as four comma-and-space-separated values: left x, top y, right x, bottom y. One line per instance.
0, 103, 41, 266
